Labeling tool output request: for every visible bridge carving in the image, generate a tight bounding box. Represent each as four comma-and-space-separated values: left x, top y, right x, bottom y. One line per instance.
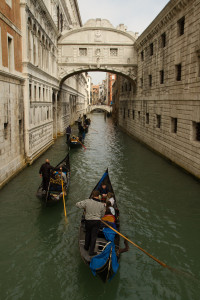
58, 19, 138, 84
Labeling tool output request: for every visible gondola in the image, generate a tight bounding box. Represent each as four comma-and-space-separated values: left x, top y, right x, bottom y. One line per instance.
36, 153, 70, 206
68, 135, 82, 148
78, 169, 120, 282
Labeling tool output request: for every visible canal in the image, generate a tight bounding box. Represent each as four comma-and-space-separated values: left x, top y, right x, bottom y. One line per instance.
0, 113, 200, 300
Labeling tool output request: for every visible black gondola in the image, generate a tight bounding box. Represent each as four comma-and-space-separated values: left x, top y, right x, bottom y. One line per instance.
78, 169, 120, 282
36, 154, 70, 206
68, 135, 82, 148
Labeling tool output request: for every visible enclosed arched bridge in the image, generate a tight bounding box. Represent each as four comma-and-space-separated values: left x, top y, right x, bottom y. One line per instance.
57, 18, 138, 84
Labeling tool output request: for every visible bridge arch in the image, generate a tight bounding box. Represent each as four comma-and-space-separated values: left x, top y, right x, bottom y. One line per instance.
58, 19, 138, 85
89, 105, 112, 113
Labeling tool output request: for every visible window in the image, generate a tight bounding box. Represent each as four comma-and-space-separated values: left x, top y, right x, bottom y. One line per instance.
128, 109, 130, 118
7, 35, 14, 71
146, 113, 149, 124
123, 108, 125, 119
141, 50, 144, 61
140, 78, 143, 88
156, 114, 161, 128
4, 123, 8, 139
79, 48, 87, 56
171, 117, 177, 133
176, 64, 182, 81
177, 17, 185, 36
110, 48, 118, 56
149, 75, 152, 87
138, 111, 140, 120
129, 82, 132, 91
160, 70, 164, 84
132, 110, 135, 120
34, 85, 37, 100
19, 120, 22, 135
161, 32, 166, 48
150, 43, 153, 56
29, 84, 32, 100
198, 55, 200, 77
193, 122, 200, 141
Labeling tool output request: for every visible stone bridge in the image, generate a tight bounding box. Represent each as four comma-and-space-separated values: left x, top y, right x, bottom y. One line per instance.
57, 18, 138, 85
89, 105, 112, 113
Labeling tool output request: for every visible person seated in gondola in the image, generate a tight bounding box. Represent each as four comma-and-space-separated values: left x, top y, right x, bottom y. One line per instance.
98, 183, 109, 201
102, 207, 115, 222
101, 207, 116, 229
106, 200, 115, 216
58, 167, 67, 184
106, 192, 115, 207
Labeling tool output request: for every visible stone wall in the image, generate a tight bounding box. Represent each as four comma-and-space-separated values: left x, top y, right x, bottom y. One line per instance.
0, 76, 25, 188
117, 0, 200, 179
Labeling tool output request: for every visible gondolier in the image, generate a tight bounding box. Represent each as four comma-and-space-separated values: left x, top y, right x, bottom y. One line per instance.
37, 154, 70, 205
66, 125, 71, 142
76, 190, 105, 256
39, 159, 54, 191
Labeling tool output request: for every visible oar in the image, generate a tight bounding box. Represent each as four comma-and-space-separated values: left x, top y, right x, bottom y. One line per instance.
90, 128, 98, 133
78, 139, 87, 150
60, 171, 67, 221
100, 219, 172, 270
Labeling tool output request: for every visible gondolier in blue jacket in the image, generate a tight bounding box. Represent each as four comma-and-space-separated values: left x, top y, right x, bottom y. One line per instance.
76, 190, 105, 256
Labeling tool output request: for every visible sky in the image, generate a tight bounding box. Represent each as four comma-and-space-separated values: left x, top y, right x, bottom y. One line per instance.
78, 0, 170, 84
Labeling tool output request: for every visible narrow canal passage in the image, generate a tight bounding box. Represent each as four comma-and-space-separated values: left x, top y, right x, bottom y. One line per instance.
0, 113, 200, 300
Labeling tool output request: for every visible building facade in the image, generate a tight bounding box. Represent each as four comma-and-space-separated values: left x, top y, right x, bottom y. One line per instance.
20, 0, 87, 164
115, 0, 200, 178
0, 0, 88, 188
0, 0, 25, 187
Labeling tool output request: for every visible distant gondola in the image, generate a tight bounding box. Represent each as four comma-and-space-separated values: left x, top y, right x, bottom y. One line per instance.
36, 154, 70, 206
78, 169, 120, 282
68, 135, 82, 148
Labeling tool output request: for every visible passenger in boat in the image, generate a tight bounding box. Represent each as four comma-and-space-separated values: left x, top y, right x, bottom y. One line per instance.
39, 159, 54, 191
66, 125, 71, 142
58, 168, 67, 184
106, 200, 115, 215
106, 192, 115, 206
76, 190, 105, 256
98, 183, 109, 201
101, 207, 116, 223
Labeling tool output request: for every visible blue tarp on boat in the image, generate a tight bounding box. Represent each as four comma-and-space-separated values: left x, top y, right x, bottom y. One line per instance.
90, 227, 119, 280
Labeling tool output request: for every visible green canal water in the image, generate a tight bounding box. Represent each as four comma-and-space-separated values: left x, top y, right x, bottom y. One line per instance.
0, 113, 200, 300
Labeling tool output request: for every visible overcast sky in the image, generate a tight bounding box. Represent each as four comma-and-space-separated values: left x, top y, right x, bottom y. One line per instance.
78, 0, 169, 84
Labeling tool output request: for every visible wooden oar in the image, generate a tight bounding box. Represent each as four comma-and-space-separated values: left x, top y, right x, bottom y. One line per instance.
90, 128, 98, 133
60, 171, 67, 221
78, 139, 87, 150
101, 219, 171, 270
